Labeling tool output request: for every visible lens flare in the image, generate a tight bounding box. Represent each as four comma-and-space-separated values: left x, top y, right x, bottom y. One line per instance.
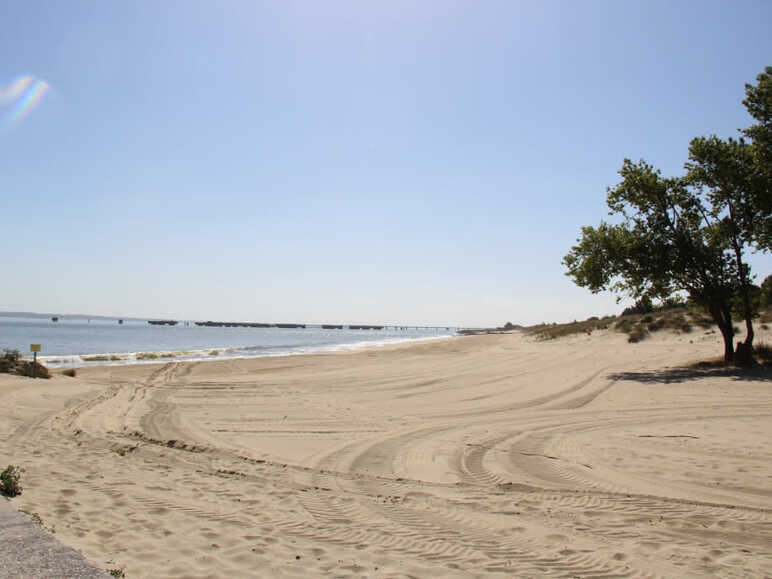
0, 76, 34, 104
1, 75, 50, 128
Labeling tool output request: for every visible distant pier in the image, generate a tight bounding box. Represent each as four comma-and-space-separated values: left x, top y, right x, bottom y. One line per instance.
192, 321, 306, 329
148, 319, 459, 331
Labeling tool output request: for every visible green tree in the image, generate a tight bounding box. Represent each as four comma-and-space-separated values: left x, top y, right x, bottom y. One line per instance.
685, 67, 772, 360
563, 160, 740, 364
565, 67, 771, 365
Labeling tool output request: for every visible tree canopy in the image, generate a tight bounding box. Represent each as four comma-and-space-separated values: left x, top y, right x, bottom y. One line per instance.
742, 66, 772, 236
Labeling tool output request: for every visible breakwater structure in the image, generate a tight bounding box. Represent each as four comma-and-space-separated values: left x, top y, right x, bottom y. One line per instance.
148, 319, 460, 331
193, 321, 306, 329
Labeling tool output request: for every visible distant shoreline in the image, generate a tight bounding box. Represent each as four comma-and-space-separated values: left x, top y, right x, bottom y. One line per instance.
0, 311, 463, 330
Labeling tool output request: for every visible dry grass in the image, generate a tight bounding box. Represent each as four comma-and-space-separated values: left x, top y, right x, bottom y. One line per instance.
523, 316, 614, 340
524, 307, 715, 343
613, 308, 699, 343
524, 305, 770, 361
626, 326, 649, 343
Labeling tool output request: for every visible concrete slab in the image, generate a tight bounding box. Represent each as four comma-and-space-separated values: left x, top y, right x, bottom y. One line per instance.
0, 498, 111, 578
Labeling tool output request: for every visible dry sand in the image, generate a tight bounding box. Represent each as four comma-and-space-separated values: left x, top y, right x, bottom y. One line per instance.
1, 327, 771, 578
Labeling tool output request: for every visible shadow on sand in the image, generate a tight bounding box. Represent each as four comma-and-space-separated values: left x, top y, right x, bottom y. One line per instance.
608, 365, 772, 384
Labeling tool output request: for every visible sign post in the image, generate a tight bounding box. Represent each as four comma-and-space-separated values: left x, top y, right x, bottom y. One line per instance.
30, 344, 41, 379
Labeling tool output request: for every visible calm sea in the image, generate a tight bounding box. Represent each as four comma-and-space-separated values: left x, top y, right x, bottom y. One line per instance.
0, 316, 456, 368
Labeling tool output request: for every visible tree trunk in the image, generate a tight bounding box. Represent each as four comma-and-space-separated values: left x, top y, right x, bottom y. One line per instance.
709, 303, 735, 365
727, 202, 755, 348
735, 258, 755, 349
720, 325, 735, 365
735, 341, 754, 366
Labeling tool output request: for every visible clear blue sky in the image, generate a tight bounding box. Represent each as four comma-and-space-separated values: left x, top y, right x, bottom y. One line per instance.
1, 1, 770, 326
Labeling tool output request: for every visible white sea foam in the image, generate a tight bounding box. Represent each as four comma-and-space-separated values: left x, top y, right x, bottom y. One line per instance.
39, 334, 455, 368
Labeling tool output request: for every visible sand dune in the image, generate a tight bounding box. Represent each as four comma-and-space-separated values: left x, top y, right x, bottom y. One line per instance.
1, 328, 771, 577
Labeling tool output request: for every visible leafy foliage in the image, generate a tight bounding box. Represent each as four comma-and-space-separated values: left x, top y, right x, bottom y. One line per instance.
564, 160, 737, 303
761, 274, 772, 308
0, 348, 50, 379
620, 295, 687, 316
741, 66, 772, 248
0, 349, 21, 373
0, 465, 24, 497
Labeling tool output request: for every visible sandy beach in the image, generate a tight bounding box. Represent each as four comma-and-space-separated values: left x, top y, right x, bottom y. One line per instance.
1, 328, 772, 578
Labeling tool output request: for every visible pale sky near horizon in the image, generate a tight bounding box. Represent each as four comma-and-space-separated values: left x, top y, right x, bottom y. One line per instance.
1, 1, 771, 327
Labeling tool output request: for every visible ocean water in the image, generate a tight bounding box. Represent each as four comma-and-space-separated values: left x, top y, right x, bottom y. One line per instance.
0, 316, 457, 367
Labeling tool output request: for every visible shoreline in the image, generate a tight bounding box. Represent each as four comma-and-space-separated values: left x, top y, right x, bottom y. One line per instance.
2, 328, 771, 577
38, 332, 458, 369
